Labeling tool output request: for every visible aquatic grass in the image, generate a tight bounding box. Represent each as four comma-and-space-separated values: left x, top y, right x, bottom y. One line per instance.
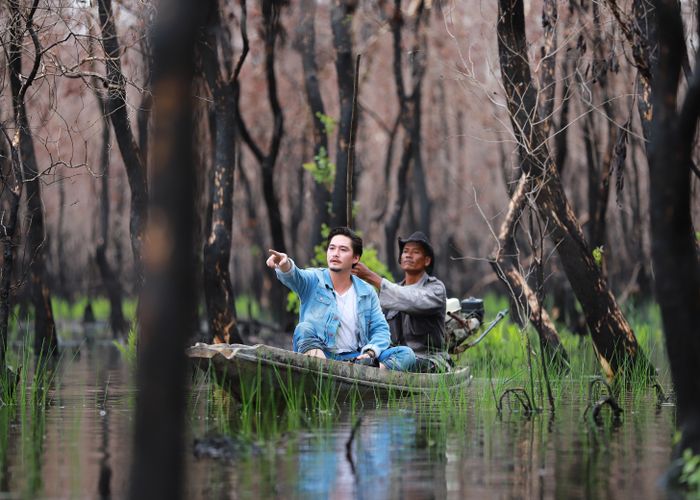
16, 340, 61, 499
0, 405, 10, 489
113, 323, 138, 370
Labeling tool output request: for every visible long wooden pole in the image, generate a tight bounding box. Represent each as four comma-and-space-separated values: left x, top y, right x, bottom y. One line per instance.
346, 54, 361, 228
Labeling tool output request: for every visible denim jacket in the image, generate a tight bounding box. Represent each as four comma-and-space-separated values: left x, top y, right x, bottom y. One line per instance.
276, 260, 391, 356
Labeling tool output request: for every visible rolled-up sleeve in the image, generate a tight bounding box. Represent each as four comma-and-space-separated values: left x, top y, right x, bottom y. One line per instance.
378, 278, 445, 314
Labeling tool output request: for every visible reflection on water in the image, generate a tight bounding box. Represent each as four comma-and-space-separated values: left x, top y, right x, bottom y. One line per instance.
0, 344, 676, 499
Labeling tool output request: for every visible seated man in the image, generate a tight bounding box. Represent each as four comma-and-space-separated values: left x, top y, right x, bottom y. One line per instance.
266, 226, 415, 371
352, 231, 449, 372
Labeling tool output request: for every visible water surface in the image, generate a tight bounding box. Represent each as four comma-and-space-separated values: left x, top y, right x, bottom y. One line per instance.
0, 343, 675, 499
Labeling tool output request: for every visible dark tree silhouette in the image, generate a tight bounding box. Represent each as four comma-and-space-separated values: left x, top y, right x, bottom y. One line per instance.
128, 0, 206, 497
385, 0, 430, 278
648, 0, 700, 463
200, 0, 246, 344
295, 0, 331, 251
329, 0, 357, 227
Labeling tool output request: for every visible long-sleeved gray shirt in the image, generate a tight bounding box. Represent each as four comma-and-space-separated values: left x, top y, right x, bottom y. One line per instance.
378, 273, 447, 353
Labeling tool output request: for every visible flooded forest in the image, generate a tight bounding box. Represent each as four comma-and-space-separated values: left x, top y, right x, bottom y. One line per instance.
0, 0, 699, 498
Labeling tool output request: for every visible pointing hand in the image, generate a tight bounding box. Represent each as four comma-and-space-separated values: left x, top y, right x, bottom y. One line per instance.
266, 249, 291, 272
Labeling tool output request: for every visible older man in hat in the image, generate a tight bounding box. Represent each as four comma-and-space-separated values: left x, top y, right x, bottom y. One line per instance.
352, 231, 448, 371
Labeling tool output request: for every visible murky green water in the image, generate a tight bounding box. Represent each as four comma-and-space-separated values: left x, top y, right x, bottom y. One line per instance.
0, 342, 676, 499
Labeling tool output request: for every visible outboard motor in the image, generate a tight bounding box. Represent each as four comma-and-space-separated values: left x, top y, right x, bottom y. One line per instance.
445, 296, 485, 353
461, 297, 484, 323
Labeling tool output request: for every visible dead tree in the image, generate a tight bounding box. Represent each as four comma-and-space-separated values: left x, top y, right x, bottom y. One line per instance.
235, 0, 289, 325
129, 0, 205, 497
0, 128, 22, 366
329, 0, 357, 227
237, 0, 286, 255
200, 0, 245, 344
8, 0, 58, 357
385, 0, 430, 277
490, 177, 570, 371
98, 0, 149, 287
488, 0, 569, 371
496, 0, 654, 379
95, 96, 129, 338
295, 0, 331, 250
647, 0, 700, 461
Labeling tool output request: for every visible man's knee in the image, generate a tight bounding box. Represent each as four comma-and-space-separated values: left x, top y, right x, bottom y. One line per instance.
293, 322, 325, 353
378, 346, 416, 371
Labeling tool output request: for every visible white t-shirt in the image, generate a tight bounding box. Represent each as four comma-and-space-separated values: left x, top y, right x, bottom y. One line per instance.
334, 285, 359, 353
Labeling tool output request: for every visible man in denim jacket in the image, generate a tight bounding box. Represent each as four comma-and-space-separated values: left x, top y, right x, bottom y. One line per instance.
266, 227, 415, 371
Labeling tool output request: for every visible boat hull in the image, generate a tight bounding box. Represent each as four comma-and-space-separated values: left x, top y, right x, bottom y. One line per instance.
187, 343, 471, 402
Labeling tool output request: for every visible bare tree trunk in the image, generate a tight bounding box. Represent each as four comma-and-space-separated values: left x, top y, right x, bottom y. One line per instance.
296, 0, 331, 249
129, 0, 205, 497
9, 0, 58, 358
497, 0, 654, 379
490, 176, 570, 370
0, 128, 22, 367
237, 0, 286, 254
385, 0, 429, 275
98, 0, 149, 287
201, 0, 245, 345
236, 0, 287, 324
56, 178, 67, 297
329, 0, 357, 227
648, 0, 700, 461
95, 100, 129, 338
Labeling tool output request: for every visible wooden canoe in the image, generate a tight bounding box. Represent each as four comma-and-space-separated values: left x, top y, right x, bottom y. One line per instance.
187, 343, 471, 402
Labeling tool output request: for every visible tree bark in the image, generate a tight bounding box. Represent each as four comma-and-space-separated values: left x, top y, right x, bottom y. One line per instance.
8, 0, 58, 358
129, 0, 204, 497
98, 0, 149, 287
496, 0, 654, 379
201, 1, 244, 345
648, 0, 700, 459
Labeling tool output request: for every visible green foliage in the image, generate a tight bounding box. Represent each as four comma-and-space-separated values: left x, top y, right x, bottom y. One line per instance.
592, 246, 604, 268
303, 146, 335, 191
235, 295, 261, 320
40, 297, 137, 323
302, 112, 338, 191
113, 325, 138, 369
316, 112, 336, 136
286, 224, 394, 314
681, 448, 700, 494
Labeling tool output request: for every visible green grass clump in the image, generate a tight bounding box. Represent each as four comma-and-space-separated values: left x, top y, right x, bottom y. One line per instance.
454, 299, 668, 410
113, 325, 138, 369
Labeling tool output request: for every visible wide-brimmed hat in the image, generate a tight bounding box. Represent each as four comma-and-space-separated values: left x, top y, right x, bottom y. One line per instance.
398, 231, 435, 274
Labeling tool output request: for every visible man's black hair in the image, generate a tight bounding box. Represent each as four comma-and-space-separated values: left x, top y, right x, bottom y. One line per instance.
327, 226, 363, 257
